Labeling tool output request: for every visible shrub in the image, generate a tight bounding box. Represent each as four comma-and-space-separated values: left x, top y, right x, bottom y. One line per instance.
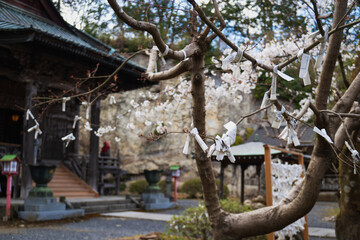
158, 179, 175, 194
180, 178, 229, 199
128, 179, 148, 194
165, 203, 211, 240
119, 183, 126, 192
164, 200, 266, 240
180, 178, 203, 198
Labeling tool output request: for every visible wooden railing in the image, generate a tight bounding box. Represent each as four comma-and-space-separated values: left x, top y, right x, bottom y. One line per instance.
98, 152, 123, 195
66, 152, 124, 195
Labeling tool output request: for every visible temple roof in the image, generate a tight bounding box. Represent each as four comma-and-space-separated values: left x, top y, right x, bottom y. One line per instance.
0, 0, 146, 81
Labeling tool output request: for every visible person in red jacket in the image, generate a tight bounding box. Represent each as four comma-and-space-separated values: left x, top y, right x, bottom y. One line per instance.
100, 141, 110, 157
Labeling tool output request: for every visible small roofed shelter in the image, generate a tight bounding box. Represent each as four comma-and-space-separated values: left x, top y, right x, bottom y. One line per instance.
211, 141, 283, 203
0, 0, 153, 198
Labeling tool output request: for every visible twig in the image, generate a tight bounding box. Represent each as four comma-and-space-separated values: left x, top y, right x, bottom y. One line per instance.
310, 0, 325, 35
236, 104, 272, 125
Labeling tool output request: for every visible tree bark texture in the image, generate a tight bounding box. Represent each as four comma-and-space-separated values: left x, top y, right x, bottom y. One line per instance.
190, 53, 222, 235
335, 141, 360, 240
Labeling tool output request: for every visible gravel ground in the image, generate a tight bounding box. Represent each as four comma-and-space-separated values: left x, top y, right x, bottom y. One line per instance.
0, 200, 338, 240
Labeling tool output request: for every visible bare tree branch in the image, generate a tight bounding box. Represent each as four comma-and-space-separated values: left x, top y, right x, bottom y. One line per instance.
206, 0, 226, 42
338, 53, 350, 88
331, 71, 360, 131
145, 60, 190, 82
334, 102, 360, 150
310, 0, 325, 35
187, 0, 360, 73
236, 104, 272, 125
107, 0, 197, 61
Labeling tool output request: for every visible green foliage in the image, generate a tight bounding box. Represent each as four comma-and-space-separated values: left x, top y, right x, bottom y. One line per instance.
232, 135, 244, 146
219, 198, 254, 213
128, 179, 148, 194
165, 200, 266, 240
165, 203, 211, 240
119, 183, 126, 192
180, 178, 229, 199
158, 179, 175, 194
180, 178, 203, 198
246, 128, 254, 140
253, 69, 312, 109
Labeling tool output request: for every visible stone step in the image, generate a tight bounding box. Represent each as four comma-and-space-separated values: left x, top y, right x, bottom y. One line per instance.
82, 203, 138, 214
71, 199, 133, 207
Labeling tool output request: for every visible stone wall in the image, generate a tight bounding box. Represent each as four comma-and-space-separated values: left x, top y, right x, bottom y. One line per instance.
78, 54, 261, 197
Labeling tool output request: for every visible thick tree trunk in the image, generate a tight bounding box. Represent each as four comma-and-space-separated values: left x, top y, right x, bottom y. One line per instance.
190, 53, 222, 235
335, 142, 360, 240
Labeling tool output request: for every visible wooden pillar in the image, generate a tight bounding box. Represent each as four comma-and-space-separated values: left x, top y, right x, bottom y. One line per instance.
264, 145, 274, 240
88, 100, 100, 190
219, 161, 225, 199
298, 154, 309, 240
20, 82, 37, 198
240, 164, 248, 203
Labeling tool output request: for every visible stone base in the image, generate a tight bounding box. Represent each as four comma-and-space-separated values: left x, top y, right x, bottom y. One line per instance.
24, 198, 65, 211
18, 209, 84, 221
18, 196, 84, 221
141, 192, 175, 211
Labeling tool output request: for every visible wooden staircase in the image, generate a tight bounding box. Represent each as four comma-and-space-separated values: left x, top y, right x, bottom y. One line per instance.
48, 165, 98, 199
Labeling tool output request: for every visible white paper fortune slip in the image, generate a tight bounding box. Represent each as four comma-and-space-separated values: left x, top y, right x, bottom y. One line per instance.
72, 115, 82, 129
313, 126, 333, 144
314, 26, 329, 72
61, 133, 75, 147
207, 121, 237, 163
345, 141, 360, 174
272, 105, 286, 129
62, 97, 71, 112
271, 66, 294, 101
298, 49, 311, 86
182, 128, 208, 155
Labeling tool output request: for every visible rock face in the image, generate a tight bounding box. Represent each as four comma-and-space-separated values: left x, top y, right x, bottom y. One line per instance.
78, 54, 260, 197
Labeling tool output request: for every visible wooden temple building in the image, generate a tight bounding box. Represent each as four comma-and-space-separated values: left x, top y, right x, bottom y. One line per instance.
0, 0, 150, 198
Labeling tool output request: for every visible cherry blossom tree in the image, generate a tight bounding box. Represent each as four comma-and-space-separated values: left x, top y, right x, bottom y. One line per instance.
103, 0, 360, 238
34, 0, 360, 238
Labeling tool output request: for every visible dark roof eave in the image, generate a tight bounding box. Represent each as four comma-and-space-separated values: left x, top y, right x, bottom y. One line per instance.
0, 30, 145, 76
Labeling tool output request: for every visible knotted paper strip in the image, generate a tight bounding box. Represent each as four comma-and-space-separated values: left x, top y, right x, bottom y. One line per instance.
345, 141, 360, 174
272, 105, 286, 129
84, 121, 93, 131
182, 128, 208, 155
261, 90, 270, 109
207, 121, 237, 163
158, 45, 169, 65
26, 109, 34, 121
28, 124, 42, 140
72, 115, 82, 129
82, 101, 91, 119
109, 96, 116, 105
313, 126, 333, 144
233, 48, 243, 79
270, 65, 293, 101
279, 120, 300, 146
314, 26, 329, 71
61, 133, 75, 147
181, 50, 188, 61
115, 137, 121, 142
62, 97, 71, 112
297, 49, 311, 86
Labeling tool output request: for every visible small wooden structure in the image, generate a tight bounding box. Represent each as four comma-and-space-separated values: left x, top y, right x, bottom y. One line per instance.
263, 145, 309, 240
211, 141, 284, 203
